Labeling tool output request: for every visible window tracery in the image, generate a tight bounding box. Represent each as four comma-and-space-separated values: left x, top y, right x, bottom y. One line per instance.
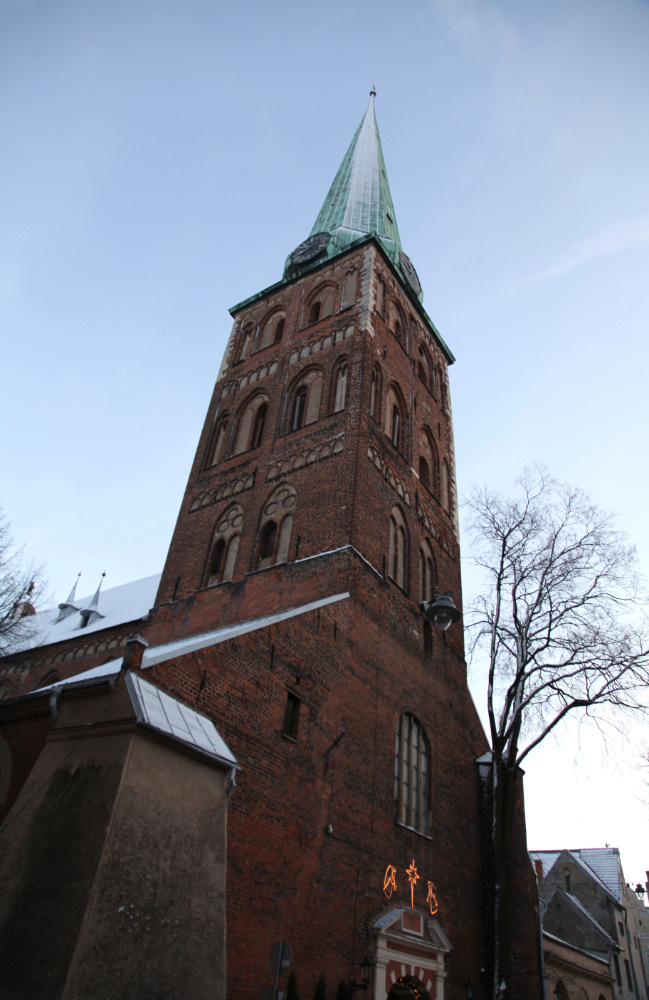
208, 412, 230, 467
232, 394, 269, 455
288, 369, 324, 431
206, 503, 243, 585
394, 713, 430, 835
388, 505, 408, 590
256, 484, 297, 569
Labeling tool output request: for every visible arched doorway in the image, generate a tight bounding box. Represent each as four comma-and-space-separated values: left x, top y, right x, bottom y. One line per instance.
388, 975, 431, 1000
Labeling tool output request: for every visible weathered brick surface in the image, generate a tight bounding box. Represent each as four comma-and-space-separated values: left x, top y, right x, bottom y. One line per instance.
0, 239, 541, 999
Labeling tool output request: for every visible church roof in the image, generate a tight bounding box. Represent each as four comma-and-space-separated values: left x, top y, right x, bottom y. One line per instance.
309, 91, 403, 268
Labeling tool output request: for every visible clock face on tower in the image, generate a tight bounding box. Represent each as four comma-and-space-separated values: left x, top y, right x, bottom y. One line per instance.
290, 232, 331, 266
399, 251, 422, 298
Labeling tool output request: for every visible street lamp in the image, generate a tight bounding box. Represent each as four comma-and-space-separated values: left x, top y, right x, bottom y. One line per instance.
351, 957, 373, 992
420, 592, 461, 632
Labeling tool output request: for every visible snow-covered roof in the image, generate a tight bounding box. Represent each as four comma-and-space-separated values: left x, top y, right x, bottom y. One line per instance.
12, 574, 160, 652
531, 848, 622, 903
141, 591, 350, 668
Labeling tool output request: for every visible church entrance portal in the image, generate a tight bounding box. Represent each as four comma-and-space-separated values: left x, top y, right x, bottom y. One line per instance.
388, 976, 431, 1000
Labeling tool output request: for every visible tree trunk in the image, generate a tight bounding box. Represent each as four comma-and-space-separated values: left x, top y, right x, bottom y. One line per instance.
482, 756, 517, 999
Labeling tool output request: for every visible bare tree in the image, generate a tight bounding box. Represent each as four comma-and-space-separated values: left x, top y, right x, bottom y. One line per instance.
464, 467, 649, 1000
0, 507, 46, 657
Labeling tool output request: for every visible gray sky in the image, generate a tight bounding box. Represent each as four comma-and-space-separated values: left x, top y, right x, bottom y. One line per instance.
2, 0, 648, 883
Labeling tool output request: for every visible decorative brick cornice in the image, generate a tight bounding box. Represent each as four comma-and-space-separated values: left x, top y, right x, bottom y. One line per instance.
189, 470, 256, 513
267, 433, 344, 481
288, 324, 354, 367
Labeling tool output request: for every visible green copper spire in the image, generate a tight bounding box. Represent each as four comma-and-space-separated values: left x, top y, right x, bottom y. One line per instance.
283, 92, 424, 302
309, 91, 403, 264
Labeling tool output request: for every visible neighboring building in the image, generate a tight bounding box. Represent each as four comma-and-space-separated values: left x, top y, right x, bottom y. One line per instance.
532, 848, 649, 1000
0, 94, 542, 1000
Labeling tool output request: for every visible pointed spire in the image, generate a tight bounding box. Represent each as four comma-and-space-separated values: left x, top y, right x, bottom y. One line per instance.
56, 572, 82, 622
79, 572, 106, 629
309, 91, 403, 265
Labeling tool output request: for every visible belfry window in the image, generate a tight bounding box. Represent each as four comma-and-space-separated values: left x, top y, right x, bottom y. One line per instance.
332, 359, 348, 413
288, 369, 324, 432
419, 541, 436, 603
232, 395, 269, 455
206, 504, 244, 586
259, 313, 285, 350
292, 389, 307, 430
384, 385, 406, 454
309, 301, 321, 325
388, 505, 408, 591
394, 713, 430, 835
208, 413, 229, 467
256, 484, 297, 569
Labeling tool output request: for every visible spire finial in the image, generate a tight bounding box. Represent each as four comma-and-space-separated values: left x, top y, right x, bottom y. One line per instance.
370, 82, 376, 97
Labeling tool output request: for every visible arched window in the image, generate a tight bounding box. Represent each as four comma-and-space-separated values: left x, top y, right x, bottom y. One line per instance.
256, 484, 297, 569
232, 394, 269, 455
237, 324, 252, 362
206, 504, 243, 585
258, 312, 285, 350
419, 428, 439, 498
341, 269, 357, 309
441, 458, 451, 514
388, 505, 408, 590
370, 365, 382, 421
376, 276, 385, 316
554, 982, 568, 1000
389, 302, 405, 346
332, 358, 348, 413
384, 385, 406, 453
208, 412, 230, 467
433, 364, 440, 400
288, 369, 324, 431
417, 344, 433, 391
305, 286, 334, 327
419, 540, 436, 604
394, 713, 430, 835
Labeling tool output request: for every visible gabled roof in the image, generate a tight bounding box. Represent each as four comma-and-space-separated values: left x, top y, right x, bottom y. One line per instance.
9, 574, 160, 653
531, 848, 623, 904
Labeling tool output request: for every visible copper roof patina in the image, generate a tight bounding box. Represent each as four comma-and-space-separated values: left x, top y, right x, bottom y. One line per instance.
308, 91, 403, 267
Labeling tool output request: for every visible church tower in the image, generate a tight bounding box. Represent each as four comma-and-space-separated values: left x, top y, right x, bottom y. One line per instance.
153, 92, 460, 651
141, 95, 541, 999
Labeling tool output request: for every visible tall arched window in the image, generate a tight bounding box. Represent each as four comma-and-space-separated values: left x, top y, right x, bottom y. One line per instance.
389, 302, 405, 346
419, 540, 436, 603
384, 385, 406, 453
206, 504, 243, 585
237, 324, 252, 362
418, 428, 439, 497
232, 394, 269, 455
376, 276, 385, 316
305, 286, 335, 327
394, 713, 430, 835
388, 505, 408, 590
332, 358, 348, 413
341, 269, 357, 309
288, 369, 324, 431
417, 344, 433, 391
208, 412, 230, 467
259, 312, 285, 350
256, 484, 297, 569
370, 365, 382, 421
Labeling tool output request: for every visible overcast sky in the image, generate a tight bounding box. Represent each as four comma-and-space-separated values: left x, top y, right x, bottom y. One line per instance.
2, 0, 648, 884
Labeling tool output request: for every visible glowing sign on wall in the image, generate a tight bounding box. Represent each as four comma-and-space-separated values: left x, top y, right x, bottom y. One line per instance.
383, 865, 398, 899
405, 859, 419, 908
382, 859, 440, 916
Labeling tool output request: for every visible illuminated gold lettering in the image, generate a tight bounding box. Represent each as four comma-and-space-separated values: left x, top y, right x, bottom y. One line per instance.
405, 859, 419, 908
426, 880, 439, 915
383, 865, 398, 899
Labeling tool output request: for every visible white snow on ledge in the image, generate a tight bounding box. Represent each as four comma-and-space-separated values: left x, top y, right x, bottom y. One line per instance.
141, 592, 351, 669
